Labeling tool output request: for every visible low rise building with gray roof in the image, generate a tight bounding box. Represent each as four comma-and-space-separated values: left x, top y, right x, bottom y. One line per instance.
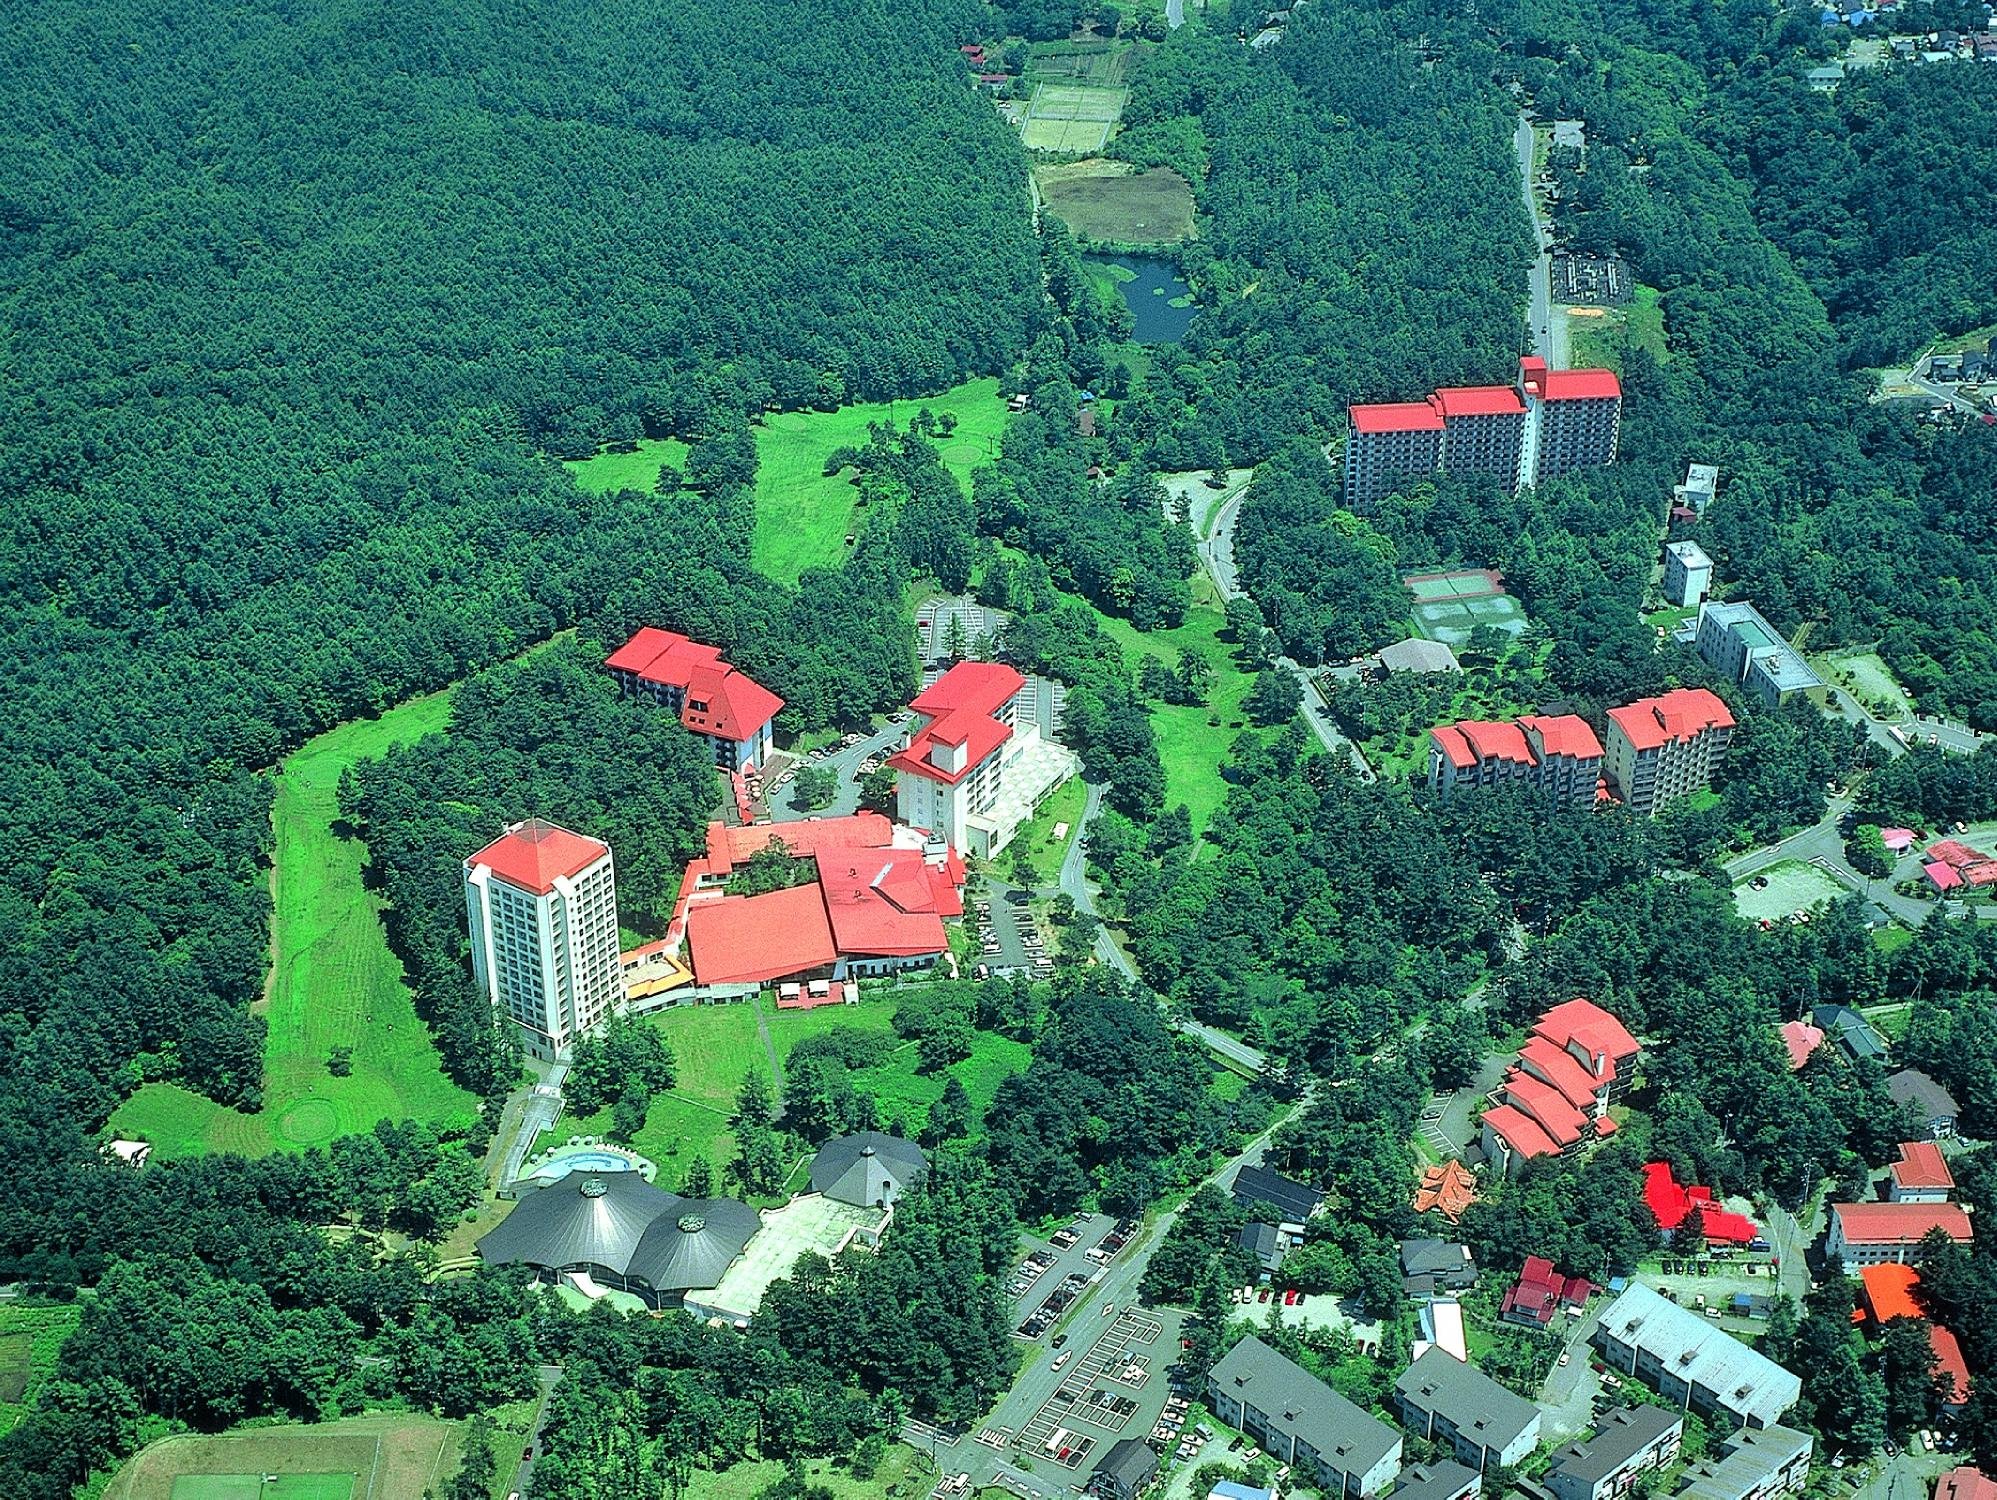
1209, 1335, 1404, 1498
1675, 1424, 1812, 1500
1694, 601, 1823, 709
1379, 638, 1463, 676
1545, 1407, 1684, 1500
808, 1131, 928, 1209
1393, 1346, 1542, 1471
1592, 1283, 1801, 1430
1390, 1461, 1481, 1500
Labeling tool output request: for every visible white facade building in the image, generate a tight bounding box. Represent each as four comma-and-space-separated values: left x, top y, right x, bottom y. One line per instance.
1663, 541, 1714, 608
465, 818, 622, 1061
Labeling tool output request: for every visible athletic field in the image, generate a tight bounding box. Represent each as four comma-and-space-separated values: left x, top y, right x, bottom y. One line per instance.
1403, 568, 1506, 601
1404, 568, 1528, 645
1022, 84, 1128, 154
104, 1415, 459, 1500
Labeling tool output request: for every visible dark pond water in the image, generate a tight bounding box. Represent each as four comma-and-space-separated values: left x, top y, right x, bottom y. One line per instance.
1089, 253, 1199, 343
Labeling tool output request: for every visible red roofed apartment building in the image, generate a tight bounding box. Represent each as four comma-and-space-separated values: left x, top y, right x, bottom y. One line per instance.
1427, 713, 1604, 810
1482, 998, 1641, 1176
1604, 688, 1735, 816
1826, 1201, 1973, 1270
1342, 357, 1622, 509
605, 628, 784, 772
464, 819, 622, 1061
889, 661, 1079, 859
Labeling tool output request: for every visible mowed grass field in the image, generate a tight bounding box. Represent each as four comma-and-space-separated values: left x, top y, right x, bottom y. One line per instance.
102, 1415, 461, 1500
1036, 163, 1196, 245
565, 437, 693, 497
0, 1305, 79, 1435
112, 690, 477, 1158
683, 1446, 920, 1500
750, 378, 1008, 584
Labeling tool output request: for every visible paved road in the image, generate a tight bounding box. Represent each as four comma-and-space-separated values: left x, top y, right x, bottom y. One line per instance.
1178, 1020, 1268, 1075
770, 718, 906, 823
1166, 0, 1185, 26
1723, 802, 1933, 928
510, 1364, 565, 1498
1514, 112, 1566, 369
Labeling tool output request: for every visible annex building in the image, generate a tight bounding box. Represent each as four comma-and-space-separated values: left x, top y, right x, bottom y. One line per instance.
1427, 713, 1604, 810
605, 627, 784, 772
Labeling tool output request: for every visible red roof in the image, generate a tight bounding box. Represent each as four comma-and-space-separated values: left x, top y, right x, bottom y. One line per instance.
605, 626, 689, 674
1458, 719, 1536, 767
910, 661, 1025, 716
1520, 713, 1604, 760
703, 814, 895, 879
1504, 1072, 1589, 1145
815, 849, 955, 957
1860, 1262, 1925, 1323
1503, 1255, 1595, 1326
1931, 1326, 1971, 1404
1966, 861, 1997, 887
1607, 688, 1734, 752
682, 662, 784, 743
893, 662, 1023, 786
685, 883, 837, 987
1644, 1162, 1761, 1245
1928, 839, 1990, 869
1936, 1470, 1997, 1500
1414, 1160, 1480, 1222
1891, 1140, 1955, 1194
1926, 861, 1966, 892
1535, 997, 1639, 1071
1540, 368, 1623, 401
1780, 1019, 1825, 1070
1430, 724, 1476, 770
1518, 1036, 1605, 1109
1483, 1102, 1561, 1161
1350, 401, 1446, 434
1833, 1201, 1973, 1248
1431, 385, 1526, 419
467, 819, 608, 895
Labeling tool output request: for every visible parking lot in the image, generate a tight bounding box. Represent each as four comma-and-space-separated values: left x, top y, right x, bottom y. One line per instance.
1010, 1306, 1169, 1471
973, 882, 1054, 981
1010, 1213, 1137, 1338
769, 717, 908, 823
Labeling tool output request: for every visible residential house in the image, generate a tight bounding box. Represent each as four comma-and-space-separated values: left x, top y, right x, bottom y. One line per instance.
1826, 1201, 1972, 1269
1209, 1336, 1404, 1499
1393, 1347, 1543, 1472
1402, 1239, 1479, 1297
1676, 1426, 1814, 1500
1233, 1165, 1324, 1228
1885, 1068, 1960, 1139
1088, 1438, 1159, 1500
1500, 1256, 1593, 1328
1238, 1222, 1291, 1278
1642, 1162, 1760, 1246
1936, 1472, 1997, 1500
1777, 1020, 1824, 1071
1810, 1004, 1890, 1065
1545, 1407, 1684, 1500
1414, 1161, 1481, 1223
1591, 1283, 1802, 1429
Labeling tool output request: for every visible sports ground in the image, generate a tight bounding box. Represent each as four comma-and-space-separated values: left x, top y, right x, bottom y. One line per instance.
1021, 84, 1129, 154
103, 1415, 459, 1500
1404, 568, 1529, 645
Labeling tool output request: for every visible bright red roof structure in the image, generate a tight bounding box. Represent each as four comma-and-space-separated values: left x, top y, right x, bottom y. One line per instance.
1350, 401, 1446, 433
1520, 713, 1604, 760
1431, 385, 1526, 419
910, 661, 1025, 716
1483, 1103, 1561, 1162
1643, 1162, 1759, 1245
1891, 1140, 1955, 1195
1518, 1036, 1605, 1109
1540, 368, 1623, 401
815, 849, 956, 957
1927, 839, 1990, 869
1780, 1019, 1825, 1070
1502, 1255, 1594, 1326
1430, 724, 1476, 770
703, 814, 895, 879
1931, 1326, 1971, 1405
604, 626, 688, 674
1926, 861, 1966, 892
1414, 1160, 1480, 1222
685, 884, 837, 987
1860, 1262, 1925, 1324
1936, 1469, 1997, 1500
1459, 719, 1536, 766
1535, 997, 1639, 1072
468, 819, 608, 895
1833, 1201, 1973, 1249
604, 628, 784, 743
892, 662, 1024, 787
1503, 1073, 1589, 1146
1608, 688, 1734, 752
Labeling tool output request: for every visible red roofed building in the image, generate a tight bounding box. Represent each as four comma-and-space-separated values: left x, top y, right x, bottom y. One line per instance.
1427, 712, 1603, 810
1501, 1256, 1594, 1328
685, 883, 839, 988
1926, 861, 1965, 893
605, 628, 784, 771
464, 819, 621, 1060
1604, 689, 1735, 816
1536, 998, 1641, 1101
1342, 358, 1623, 508
1779, 1019, 1825, 1071
1888, 1141, 1955, 1203
701, 814, 895, 881
1414, 1160, 1481, 1222
1828, 1201, 1974, 1269
1642, 1163, 1760, 1246
1484, 998, 1641, 1176
1480, 1103, 1561, 1167
1931, 1327, 1971, 1409
1858, 1262, 1925, 1324
891, 661, 1077, 859
1935, 1469, 1997, 1500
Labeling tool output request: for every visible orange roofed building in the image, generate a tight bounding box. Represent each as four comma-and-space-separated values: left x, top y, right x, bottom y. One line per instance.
605, 627, 784, 772
1414, 1160, 1481, 1223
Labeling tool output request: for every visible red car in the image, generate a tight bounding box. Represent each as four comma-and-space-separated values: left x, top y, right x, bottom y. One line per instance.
1283, 1290, 1297, 1305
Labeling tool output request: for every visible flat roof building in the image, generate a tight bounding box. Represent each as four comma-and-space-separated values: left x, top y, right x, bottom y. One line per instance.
1694, 602, 1823, 709
1393, 1346, 1542, 1472
1210, 1336, 1404, 1499
1592, 1283, 1801, 1429
1663, 542, 1714, 608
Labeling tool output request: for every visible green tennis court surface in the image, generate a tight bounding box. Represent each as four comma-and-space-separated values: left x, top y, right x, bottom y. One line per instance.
172, 1476, 353, 1500
1403, 568, 1505, 600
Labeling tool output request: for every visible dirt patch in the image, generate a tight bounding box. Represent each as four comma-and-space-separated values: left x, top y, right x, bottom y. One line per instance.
1037, 163, 1195, 244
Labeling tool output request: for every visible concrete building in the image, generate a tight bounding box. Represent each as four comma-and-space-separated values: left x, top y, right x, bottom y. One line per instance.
1427, 714, 1604, 811
1694, 603, 1823, 709
465, 818, 622, 1061
1888, 1140, 1955, 1203
1604, 688, 1735, 816
1545, 1407, 1684, 1500
1886, 1068, 1960, 1139
1391, 1463, 1481, 1500
1676, 1425, 1813, 1500
1482, 997, 1639, 1176
890, 660, 1078, 859
604, 627, 784, 771
1663, 542, 1714, 608
1209, 1336, 1404, 1499
1393, 1347, 1542, 1472
1674, 464, 1720, 517
1826, 1201, 1972, 1269
1342, 359, 1622, 508
1591, 1283, 1801, 1430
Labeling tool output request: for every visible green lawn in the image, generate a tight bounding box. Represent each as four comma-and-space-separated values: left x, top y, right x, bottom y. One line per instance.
564, 437, 692, 497
1874, 926, 1914, 957
1569, 284, 1668, 372
1003, 774, 1089, 886
0, 1305, 79, 1437
750, 378, 1008, 583
683, 1446, 921, 1500
112, 689, 477, 1158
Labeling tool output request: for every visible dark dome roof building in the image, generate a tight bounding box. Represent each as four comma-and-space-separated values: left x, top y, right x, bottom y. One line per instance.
477, 1172, 759, 1308
809, 1131, 928, 1210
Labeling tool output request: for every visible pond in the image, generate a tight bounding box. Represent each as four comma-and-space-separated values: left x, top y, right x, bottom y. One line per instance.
1088, 254, 1199, 344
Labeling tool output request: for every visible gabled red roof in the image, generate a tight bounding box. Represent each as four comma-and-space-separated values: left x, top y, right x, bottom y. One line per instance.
1833, 1201, 1973, 1248
1540, 368, 1623, 401
1414, 1160, 1480, 1222
468, 819, 608, 895
1891, 1140, 1955, 1193
1643, 1162, 1759, 1244
1503, 1254, 1594, 1325
1431, 385, 1526, 419
1520, 713, 1604, 761
605, 626, 689, 674
1936, 1469, 1997, 1500
889, 709, 1012, 786
1926, 861, 1966, 892
1458, 719, 1536, 766
1483, 1102, 1561, 1161
1780, 1019, 1825, 1070
682, 662, 784, 742
685, 883, 837, 987
1927, 839, 1990, 869
703, 814, 895, 879
815, 849, 953, 958
1518, 1037, 1605, 1109
1931, 1326, 1971, 1404
1430, 724, 1476, 770
1860, 1262, 1925, 1323
1504, 1072, 1589, 1146
1350, 401, 1446, 434
910, 661, 1025, 716
1535, 997, 1639, 1070
1608, 688, 1734, 752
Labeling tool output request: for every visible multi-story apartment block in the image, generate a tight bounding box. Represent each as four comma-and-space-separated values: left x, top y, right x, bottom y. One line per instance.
1427, 713, 1603, 810
1342, 359, 1622, 508
1591, 1284, 1801, 1430
1545, 1407, 1683, 1500
1603, 689, 1734, 816
1393, 1347, 1542, 1473
1677, 1426, 1813, 1500
1663, 541, 1714, 608
604, 627, 784, 772
1694, 603, 1823, 709
1209, 1336, 1404, 1499
464, 818, 622, 1061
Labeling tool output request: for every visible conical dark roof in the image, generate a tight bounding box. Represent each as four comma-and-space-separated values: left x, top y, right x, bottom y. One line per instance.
629, 1197, 762, 1290
808, 1131, 928, 1209
477, 1171, 683, 1277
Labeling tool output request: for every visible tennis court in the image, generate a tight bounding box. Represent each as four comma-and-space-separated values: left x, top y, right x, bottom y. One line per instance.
1022, 84, 1129, 154
1412, 594, 1530, 645
1403, 568, 1506, 601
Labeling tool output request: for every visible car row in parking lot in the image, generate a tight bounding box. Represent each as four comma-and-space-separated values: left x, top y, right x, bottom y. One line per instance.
1231, 1285, 1308, 1306
1017, 1271, 1091, 1340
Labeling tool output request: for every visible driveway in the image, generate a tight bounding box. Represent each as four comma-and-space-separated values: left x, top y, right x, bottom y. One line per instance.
1515, 112, 1566, 369
1421, 1049, 1510, 1160
1536, 1310, 1604, 1443
509, 1364, 564, 1497
770, 718, 906, 823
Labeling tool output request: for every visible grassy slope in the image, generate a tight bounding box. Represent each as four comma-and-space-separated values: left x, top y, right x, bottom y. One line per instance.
565, 438, 693, 497
112, 690, 476, 1158
0, 1306, 80, 1437
1003, 773, 1089, 886
749, 378, 1008, 584
684, 1446, 919, 1500
1569, 285, 1668, 373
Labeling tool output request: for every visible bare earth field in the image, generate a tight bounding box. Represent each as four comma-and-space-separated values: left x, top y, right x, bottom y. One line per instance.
1036, 161, 1195, 244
